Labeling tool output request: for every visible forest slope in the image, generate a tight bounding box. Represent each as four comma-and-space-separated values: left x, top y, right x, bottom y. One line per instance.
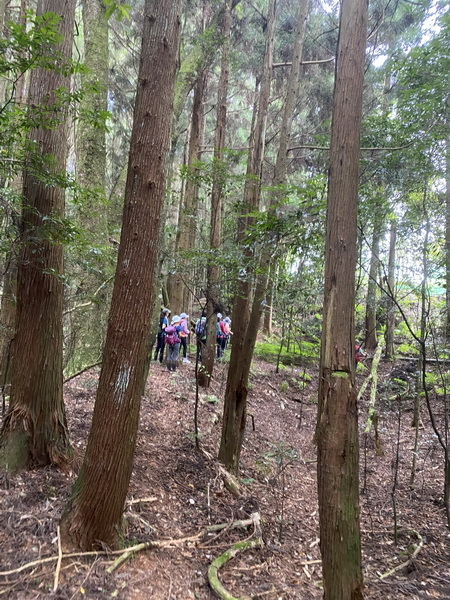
1, 356, 450, 599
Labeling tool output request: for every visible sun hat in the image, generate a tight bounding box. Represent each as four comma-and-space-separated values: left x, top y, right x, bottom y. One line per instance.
224, 317, 231, 323
217, 313, 222, 319
171, 315, 181, 324
180, 312, 188, 319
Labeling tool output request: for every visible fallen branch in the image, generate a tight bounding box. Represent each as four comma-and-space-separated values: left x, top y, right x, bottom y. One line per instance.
207, 518, 253, 533
53, 525, 63, 592
126, 496, 158, 505
63, 361, 102, 384
202, 518, 255, 548
0, 534, 201, 578
106, 532, 203, 573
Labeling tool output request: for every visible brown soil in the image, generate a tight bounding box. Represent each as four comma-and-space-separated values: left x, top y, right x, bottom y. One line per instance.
1, 355, 450, 599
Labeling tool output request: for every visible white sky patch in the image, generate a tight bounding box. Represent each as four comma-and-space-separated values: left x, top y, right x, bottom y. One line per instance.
372, 54, 387, 68
114, 364, 132, 407
320, 0, 338, 15
421, 0, 443, 43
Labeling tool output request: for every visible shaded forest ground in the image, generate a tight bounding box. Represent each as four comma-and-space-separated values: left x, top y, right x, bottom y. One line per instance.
1, 352, 450, 599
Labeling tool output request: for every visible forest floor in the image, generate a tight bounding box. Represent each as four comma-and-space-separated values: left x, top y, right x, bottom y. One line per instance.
1, 351, 450, 599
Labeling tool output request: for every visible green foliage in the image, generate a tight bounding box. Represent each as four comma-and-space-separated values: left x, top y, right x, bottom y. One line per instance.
204, 394, 220, 404
0, 11, 65, 78
263, 442, 298, 466
397, 343, 419, 356
424, 370, 450, 396
254, 339, 318, 363
104, 1, 131, 21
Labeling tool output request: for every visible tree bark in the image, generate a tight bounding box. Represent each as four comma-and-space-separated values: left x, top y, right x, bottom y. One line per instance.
0, 0, 9, 106
68, 0, 111, 373
170, 71, 206, 317
364, 217, 381, 351
263, 0, 309, 335
199, 0, 231, 388
384, 217, 397, 359
0, 0, 76, 471
445, 138, 450, 338
0, 0, 28, 394
60, 0, 183, 550
316, 0, 367, 598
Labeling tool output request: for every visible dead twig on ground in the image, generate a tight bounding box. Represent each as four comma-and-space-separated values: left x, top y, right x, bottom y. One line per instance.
126, 496, 158, 505
53, 525, 63, 592
0, 533, 202, 578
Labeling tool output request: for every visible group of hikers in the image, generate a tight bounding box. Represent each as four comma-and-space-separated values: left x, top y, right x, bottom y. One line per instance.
154, 308, 233, 372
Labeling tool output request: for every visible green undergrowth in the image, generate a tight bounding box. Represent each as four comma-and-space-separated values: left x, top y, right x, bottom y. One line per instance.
254, 339, 319, 364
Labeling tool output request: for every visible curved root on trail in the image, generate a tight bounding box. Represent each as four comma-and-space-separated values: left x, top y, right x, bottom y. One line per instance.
378, 528, 423, 580
207, 512, 264, 600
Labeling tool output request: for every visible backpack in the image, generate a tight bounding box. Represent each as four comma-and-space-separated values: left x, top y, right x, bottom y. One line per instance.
164, 325, 180, 346
217, 321, 226, 339
195, 319, 206, 338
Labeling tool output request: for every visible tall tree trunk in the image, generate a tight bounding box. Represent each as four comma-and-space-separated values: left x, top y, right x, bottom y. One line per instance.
384, 217, 397, 359
0, 0, 28, 393
219, 0, 276, 475
411, 188, 429, 486
60, 0, 183, 550
0, 0, 8, 106
0, 0, 76, 471
262, 269, 274, 335
445, 138, 450, 338
263, 0, 309, 335
316, 0, 367, 598
0, 256, 17, 396
78, 0, 108, 195
170, 72, 206, 317
68, 0, 111, 372
364, 216, 381, 351
173, 0, 240, 125
199, 0, 231, 388
364, 66, 392, 351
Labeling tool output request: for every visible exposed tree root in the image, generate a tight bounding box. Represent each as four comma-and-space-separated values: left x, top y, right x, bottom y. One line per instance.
378, 529, 424, 580
208, 512, 264, 600
105, 532, 202, 573
199, 447, 243, 497
0, 516, 261, 583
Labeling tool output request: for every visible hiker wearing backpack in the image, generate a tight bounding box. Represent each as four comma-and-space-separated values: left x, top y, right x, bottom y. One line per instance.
165, 315, 182, 372
222, 316, 232, 349
179, 312, 191, 364
195, 316, 207, 361
355, 343, 367, 366
154, 307, 170, 363
216, 314, 227, 359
